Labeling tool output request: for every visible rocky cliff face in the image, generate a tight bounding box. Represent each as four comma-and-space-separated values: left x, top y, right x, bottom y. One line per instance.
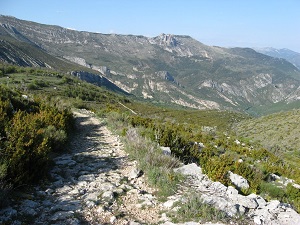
1, 15, 300, 114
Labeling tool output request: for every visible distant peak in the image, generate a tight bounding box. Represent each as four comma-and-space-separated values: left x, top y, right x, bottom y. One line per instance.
155, 33, 178, 47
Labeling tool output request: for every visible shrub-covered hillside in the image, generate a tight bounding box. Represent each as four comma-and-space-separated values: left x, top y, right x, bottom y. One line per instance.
1, 63, 300, 214
234, 110, 300, 166
105, 110, 300, 212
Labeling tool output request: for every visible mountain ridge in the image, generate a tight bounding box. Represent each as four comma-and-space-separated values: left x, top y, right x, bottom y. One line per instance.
254, 47, 300, 70
1, 15, 300, 114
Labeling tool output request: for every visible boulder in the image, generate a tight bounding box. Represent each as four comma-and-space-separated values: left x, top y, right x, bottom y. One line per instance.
228, 171, 249, 190
247, 194, 266, 208
174, 163, 202, 177
160, 146, 171, 156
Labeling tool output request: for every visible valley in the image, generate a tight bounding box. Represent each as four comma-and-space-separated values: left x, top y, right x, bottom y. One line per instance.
1, 15, 300, 225
1, 15, 300, 115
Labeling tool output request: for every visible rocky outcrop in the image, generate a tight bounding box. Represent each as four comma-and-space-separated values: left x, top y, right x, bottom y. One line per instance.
156, 33, 178, 47
157, 71, 175, 82
0, 40, 50, 67
174, 163, 300, 225
99, 66, 110, 76
199, 73, 300, 106
70, 71, 129, 94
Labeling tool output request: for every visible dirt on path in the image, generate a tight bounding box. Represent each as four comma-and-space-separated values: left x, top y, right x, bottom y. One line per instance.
0, 109, 164, 224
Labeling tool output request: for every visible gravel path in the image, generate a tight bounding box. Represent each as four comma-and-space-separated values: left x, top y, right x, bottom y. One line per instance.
0, 109, 164, 224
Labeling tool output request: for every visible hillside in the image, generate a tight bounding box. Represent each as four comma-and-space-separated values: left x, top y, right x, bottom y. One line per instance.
234, 109, 300, 166
254, 47, 300, 70
1, 64, 300, 224
1, 15, 300, 114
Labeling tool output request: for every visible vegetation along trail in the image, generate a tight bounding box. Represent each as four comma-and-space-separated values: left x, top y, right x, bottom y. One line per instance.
1, 108, 300, 224
0, 109, 167, 224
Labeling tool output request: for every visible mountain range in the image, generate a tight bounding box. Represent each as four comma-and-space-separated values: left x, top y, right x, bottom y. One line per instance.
1, 15, 300, 115
254, 47, 300, 70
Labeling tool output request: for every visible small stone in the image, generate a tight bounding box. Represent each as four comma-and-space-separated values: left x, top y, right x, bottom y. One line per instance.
78, 188, 87, 195
163, 199, 178, 209
21, 207, 37, 216
228, 171, 250, 190
160, 146, 171, 156
11, 220, 22, 225
22, 199, 39, 208
45, 188, 54, 195
102, 191, 115, 201
51, 211, 74, 221
1, 207, 17, 218
237, 205, 246, 215
56, 159, 76, 166
86, 200, 96, 208
96, 206, 105, 214
85, 192, 99, 201
254, 216, 262, 224
226, 186, 239, 196
129, 168, 143, 180
66, 218, 81, 225
110, 216, 116, 223
78, 174, 96, 181
266, 200, 280, 210
129, 222, 141, 225
174, 163, 202, 176
114, 188, 124, 195
160, 213, 169, 222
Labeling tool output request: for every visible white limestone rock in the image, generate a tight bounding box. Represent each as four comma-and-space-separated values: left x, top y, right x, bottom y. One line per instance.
228, 171, 249, 190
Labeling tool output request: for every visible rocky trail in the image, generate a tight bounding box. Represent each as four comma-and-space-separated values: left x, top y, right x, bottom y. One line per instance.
0, 109, 167, 224
1, 109, 300, 225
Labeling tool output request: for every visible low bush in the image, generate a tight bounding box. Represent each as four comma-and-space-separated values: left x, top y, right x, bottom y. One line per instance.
106, 111, 300, 211
287, 183, 300, 211
169, 191, 228, 223
259, 182, 286, 201
0, 86, 74, 207
124, 128, 182, 199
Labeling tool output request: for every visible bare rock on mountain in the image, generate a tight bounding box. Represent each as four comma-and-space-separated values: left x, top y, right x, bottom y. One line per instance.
1, 15, 300, 113
157, 71, 175, 82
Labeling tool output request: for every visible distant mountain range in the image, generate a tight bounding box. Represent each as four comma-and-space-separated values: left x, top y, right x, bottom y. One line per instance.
1, 15, 300, 114
254, 47, 300, 70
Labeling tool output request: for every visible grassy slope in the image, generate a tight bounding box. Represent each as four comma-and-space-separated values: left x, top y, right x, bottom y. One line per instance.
126, 101, 250, 132
234, 109, 300, 166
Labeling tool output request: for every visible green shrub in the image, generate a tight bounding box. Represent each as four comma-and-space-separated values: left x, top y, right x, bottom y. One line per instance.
0, 181, 12, 208
0, 88, 73, 186
259, 182, 286, 201
286, 183, 300, 211
27, 82, 38, 90
5, 110, 52, 184
169, 192, 227, 223
202, 153, 233, 186
5, 66, 17, 74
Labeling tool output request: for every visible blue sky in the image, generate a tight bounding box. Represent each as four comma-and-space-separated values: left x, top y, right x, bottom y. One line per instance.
1, 0, 300, 52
